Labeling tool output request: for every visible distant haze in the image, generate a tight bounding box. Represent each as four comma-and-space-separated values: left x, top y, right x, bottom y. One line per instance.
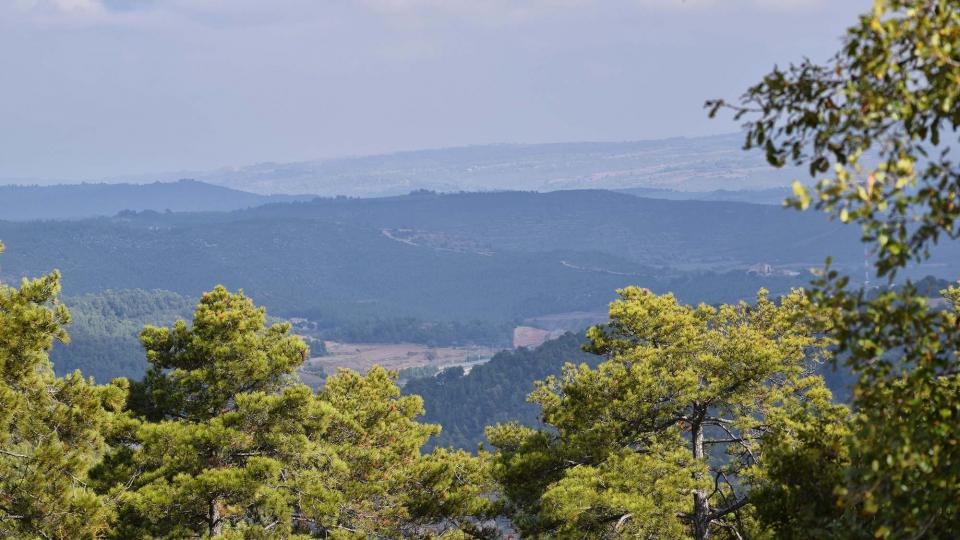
127, 134, 808, 197
1, 1, 869, 182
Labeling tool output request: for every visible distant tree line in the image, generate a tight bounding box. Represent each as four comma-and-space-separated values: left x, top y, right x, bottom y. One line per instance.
405, 333, 597, 451
50, 289, 197, 381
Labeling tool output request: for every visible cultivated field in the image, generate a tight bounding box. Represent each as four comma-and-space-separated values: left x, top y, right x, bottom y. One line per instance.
299, 341, 499, 387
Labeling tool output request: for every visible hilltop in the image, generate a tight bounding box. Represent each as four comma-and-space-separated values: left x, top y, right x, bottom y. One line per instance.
9, 134, 805, 198
0, 179, 310, 220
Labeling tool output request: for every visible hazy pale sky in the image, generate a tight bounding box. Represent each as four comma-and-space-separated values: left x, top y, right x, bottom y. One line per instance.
0, 0, 869, 180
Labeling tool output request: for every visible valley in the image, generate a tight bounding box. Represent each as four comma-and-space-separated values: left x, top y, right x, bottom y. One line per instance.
301, 341, 497, 388
9, 186, 953, 386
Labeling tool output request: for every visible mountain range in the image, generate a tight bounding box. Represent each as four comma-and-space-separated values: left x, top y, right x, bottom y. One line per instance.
0, 179, 310, 220
3, 133, 805, 198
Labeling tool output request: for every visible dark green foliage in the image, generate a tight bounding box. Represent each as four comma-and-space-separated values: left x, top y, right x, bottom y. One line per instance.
405, 333, 597, 450
0, 191, 830, 329
748, 384, 856, 539
396, 364, 441, 384
0, 216, 643, 322
50, 289, 196, 382
236, 189, 869, 271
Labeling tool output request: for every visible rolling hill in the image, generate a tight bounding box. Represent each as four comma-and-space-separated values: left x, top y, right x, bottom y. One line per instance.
234, 189, 865, 271
46, 134, 804, 197
0, 190, 850, 323
2, 188, 947, 385
0, 179, 310, 220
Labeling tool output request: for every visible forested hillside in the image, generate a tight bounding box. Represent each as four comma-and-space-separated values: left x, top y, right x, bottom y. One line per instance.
13, 188, 954, 387
0, 190, 845, 326
5, 188, 951, 385
405, 333, 596, 450
236, 189, 868, 270
50, 289, 196, 381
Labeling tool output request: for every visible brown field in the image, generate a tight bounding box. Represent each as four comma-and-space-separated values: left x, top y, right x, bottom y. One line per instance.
523, 310, 608, 333
302, 341, 499, 379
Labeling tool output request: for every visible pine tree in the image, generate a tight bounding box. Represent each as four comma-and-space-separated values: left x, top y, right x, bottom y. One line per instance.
0, 241, 127, 539
488, 287, 841, 539
96, 285, 495, 538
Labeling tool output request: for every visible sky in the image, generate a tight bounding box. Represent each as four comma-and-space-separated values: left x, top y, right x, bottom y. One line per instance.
0, 0, 869, 181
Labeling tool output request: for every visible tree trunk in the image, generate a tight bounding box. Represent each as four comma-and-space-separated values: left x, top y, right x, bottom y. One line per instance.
209, 498, 223, 537
691, 413, 711, 540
